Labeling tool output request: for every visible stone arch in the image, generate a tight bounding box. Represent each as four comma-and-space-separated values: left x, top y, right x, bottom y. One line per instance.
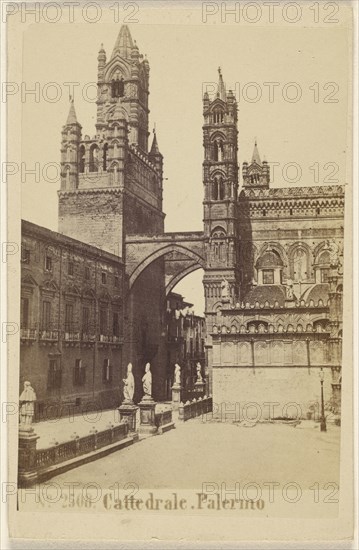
129, 244, 205, 290
258, 242, 288, 267
287, 241, 312, 280
165, 264, 203, 296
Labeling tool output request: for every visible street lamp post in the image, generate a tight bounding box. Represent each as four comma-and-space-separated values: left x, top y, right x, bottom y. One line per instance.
319, 368, 327, 432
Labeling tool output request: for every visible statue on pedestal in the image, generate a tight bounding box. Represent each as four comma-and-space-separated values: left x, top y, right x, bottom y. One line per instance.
123, 363, 135, 403
174, 364, 181, 386
142, 363, 152, 399
19, 381, 36, 429
196, 362, 203, 383
221, 278, 230, 300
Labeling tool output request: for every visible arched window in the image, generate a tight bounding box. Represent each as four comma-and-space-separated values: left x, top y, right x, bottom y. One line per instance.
102, 143, 108, 171
291, 247, 309, 281
214, 140, 224, 161
89, 145, 99, 172
79, 145, 85, 173
315, 250, 330, 283
213, 109, 224, 124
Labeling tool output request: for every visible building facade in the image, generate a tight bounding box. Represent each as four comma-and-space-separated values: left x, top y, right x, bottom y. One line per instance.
20, 25, 344, 418
20, 220, 124, 418
166, 292, 206, 398
202, 76, 344, 417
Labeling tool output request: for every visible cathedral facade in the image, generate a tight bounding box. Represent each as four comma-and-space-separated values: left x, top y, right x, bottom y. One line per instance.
20, 25, 344, 418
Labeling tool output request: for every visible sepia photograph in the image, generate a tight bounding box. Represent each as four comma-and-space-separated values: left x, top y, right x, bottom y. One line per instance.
2, 0, 356, 546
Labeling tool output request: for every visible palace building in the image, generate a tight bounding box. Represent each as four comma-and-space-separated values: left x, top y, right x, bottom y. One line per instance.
20, 25, 344, 418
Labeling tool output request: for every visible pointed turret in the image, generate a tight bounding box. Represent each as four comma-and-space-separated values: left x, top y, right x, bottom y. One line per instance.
217, 67, 226, 101
61, 99, 82, 192
111, 25, 134, 59
252, 140, 261, 164
149, 130, 161, 156
242, 140, 270, 189
149, 128, 163, 179
66, 99, 80, 127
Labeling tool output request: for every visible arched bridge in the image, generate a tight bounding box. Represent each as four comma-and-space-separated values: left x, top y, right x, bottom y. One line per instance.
125, 232, 206, 295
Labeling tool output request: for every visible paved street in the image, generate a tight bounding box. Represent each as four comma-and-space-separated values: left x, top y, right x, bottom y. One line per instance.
48, 418, 340, 490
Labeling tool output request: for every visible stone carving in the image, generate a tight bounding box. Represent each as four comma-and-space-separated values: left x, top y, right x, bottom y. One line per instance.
142, 363, 152, 398
196, 362, 203, 383
326, 239, 340, 267
19, 381, 36, 429
174, 363, 181, 385
221, 278, 230, 300
123, 363, 135, 403
285, 279, 294, 300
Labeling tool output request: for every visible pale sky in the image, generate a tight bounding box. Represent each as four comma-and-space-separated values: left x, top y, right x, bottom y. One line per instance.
18, 21, 350, 314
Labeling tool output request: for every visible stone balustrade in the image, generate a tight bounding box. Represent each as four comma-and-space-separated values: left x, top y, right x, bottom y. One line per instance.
178, 396, 213, 422
19, 421, 132, 486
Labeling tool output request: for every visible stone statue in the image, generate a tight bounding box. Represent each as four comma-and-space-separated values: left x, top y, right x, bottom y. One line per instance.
123, 363, 135, 403
142, 363, 152, 398
286, 279, 294, 300
19, 381, 36, 428
196, 362, 203, 383
174, 364, 181, 386
326, 239, 340, 267
221, 278, 230, 300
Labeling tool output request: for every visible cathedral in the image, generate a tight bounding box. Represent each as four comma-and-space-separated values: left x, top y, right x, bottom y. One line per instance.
20, 25, 344, 419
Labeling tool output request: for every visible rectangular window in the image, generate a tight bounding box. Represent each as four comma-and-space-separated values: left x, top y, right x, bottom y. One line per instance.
102, 358, 112, 383
85, 266, 90, 280
42, 301, 51, 328
99, 308, 108, 334
68, 261, 74, 276
65, 303, 74, 332
113, 312, 120, 337
21, 247, 30, 264
114, 275, 119, 287
101, 272, 107, 284
82, 306, 90, 333
48, 359, 61, 389
45, 256, 52, 272
20, 297, 29, 329
321, 269, 330, 283
262, 269, 274, 285
73, 359, 86, 386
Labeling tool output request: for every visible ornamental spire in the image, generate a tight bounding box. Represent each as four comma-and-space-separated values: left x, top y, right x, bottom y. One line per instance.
251, 140, 261, 164
111, 24, 134, 59
217, 67, 226, 101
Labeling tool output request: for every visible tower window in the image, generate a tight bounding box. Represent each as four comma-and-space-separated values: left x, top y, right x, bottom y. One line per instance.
101, 272, 107, 284
79, 145, 85, 173
68, 261, 74, 276
262, 209, 266, 216
214, 140, 224, 162
213, 110, 224, 124
103, 143, 108, 171
89, 145, 99, 173
45, 256, 52, 272
85, 266, 90, 280
111, 76, 125, 98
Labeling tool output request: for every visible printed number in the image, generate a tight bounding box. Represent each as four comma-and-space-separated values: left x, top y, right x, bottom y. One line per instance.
323, 483, 339, 503
323, 163, 339, 183
124, 3, 140, 23
323, 3, 340, 23
323, 82, 339, 103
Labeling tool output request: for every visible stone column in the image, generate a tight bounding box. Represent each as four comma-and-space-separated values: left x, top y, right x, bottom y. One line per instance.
171, 383, 182, 411
18, 426, 39, 486
117, 400, 139, 432
138, 396, 157, 435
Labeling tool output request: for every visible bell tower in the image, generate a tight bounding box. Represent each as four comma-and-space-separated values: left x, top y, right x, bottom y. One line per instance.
202, 68, 240, 314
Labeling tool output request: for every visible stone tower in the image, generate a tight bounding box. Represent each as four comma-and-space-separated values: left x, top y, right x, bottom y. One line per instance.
202, 68, 240, 315
58, 26, 166, 401
58, 25, 164, 257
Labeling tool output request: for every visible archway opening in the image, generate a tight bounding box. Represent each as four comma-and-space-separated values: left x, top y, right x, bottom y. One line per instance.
165, 268, 205, 400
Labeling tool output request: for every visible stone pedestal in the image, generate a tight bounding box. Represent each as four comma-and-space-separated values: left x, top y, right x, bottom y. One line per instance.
171, 384, 182, 411
138, 396, 157, 435
194, 380, 205, 396
117, 401, 138, 432
18, 426, 39, 486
